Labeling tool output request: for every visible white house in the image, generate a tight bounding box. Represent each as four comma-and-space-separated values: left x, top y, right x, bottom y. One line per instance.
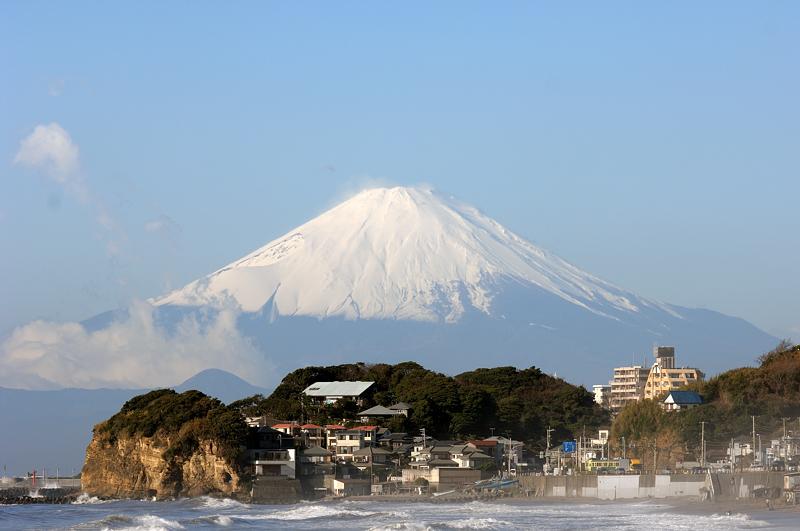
303, 381, 375, 405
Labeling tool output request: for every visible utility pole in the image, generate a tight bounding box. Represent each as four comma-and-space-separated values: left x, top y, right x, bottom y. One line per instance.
730, 438, 734, 472
758, 434, 762, 467
546, 426, 555, 471
700, 421, 706, 468
369, 446, 375, 490
507, 435, 512, 477
783, 418, 790, 459
621, 436, 626, 459
752, 416, 757, 466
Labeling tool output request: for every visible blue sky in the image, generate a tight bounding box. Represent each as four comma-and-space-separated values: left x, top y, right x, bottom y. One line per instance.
2, 1, 798, 343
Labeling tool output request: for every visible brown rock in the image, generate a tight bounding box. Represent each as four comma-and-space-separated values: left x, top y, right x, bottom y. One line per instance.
81, 432, 243, 499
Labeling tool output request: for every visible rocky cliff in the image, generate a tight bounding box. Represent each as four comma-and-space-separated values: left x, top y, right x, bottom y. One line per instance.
81, 389, 249, 499
81, 433, 242, 498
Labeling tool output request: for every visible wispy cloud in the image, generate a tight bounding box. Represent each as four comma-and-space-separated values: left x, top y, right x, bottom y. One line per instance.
13, 122, 125, 259
0, 300, 273, 390
14, 123, 83, 195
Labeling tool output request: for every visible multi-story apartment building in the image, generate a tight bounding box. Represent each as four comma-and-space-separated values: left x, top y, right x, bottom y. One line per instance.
643, 346, 703, 399
609, 365, 649, 412
592, 384, 611, 408
607, 346, 705, 412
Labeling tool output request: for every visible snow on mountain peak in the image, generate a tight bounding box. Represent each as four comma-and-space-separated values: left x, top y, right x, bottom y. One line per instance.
153, 185, 656, 322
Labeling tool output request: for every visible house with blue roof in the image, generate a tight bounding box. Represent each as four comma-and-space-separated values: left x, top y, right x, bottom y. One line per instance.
662, 390, 703, 411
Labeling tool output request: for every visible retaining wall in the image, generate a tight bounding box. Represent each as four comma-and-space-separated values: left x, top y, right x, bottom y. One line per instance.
518, 474, 705, 499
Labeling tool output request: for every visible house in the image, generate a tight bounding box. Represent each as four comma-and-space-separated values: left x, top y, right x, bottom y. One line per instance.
300, 423, 326, 447
334, 429, 367, 461
485, 436, 524, 465
245, 415, 269, 428
246, 427, 297, 479
353, 446, 393, 467
662, 390, 703, 411
412, 445, 462, 470
357, 405, 401, 423
389, 402, 411, 416
464, 451, 494, 468
411, 446, 431, 468
298, 445, 334, 478
379, 432, 412, 451
324, 424, 348, 450
245, 415, 289, 428
303, 381, 375, 405
353, 425, 380, 446
300, 445, 333, 464
271, 423, 300, 436
449, 444, 494, 469
467, 439, 500, 462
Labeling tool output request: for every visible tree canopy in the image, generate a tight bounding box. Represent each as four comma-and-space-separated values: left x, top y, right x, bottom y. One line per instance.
231, 361, 609, 447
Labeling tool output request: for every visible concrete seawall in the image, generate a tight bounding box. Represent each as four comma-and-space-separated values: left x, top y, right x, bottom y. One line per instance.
518, 472, 784, 500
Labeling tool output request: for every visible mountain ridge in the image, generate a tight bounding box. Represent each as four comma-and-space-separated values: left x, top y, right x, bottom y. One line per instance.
152, 186, 675, 323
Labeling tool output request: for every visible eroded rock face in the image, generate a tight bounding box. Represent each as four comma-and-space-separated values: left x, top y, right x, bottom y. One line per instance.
81, 433, 242, 499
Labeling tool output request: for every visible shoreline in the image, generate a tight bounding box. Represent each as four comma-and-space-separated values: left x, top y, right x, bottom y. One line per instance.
341, 492, 800, 516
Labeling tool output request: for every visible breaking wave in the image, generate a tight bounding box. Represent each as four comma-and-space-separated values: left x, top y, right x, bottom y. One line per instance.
91, 513, 185, 530
195, 496, 247, 510
229, 501, 411, 522
72, 492, 107, 504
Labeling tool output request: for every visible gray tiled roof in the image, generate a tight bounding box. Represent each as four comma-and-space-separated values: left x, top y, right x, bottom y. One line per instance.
302, 446, 332, 456
449, 444, 468, 454
353, 446, 393, 456
303, 381, 375, 397
468, 451, 493, 460
358, 405, 399, 416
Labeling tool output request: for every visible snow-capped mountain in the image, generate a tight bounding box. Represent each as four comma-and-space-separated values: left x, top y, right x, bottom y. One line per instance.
153, 186, 673, 323
146, 186, 775, 384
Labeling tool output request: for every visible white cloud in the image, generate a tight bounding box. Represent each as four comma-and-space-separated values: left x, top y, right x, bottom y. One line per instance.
0, 300, 273, 390
14, 123, 81, 184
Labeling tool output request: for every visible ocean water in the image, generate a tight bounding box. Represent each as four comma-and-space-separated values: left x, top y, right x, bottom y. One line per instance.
0, 496, 795, 530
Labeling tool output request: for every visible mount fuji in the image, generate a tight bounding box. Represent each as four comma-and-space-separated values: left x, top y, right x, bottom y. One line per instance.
139, 186, 773, 384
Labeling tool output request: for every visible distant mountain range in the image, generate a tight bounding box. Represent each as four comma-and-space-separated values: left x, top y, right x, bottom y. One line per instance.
0, 369, 266, 476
